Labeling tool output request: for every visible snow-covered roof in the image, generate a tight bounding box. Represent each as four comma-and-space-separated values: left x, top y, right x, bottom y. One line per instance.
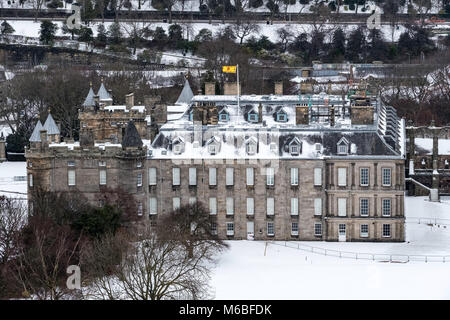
175, 79, 194, 105
29, 120, 43, 142
43, 113, 60, 135
103, 105, 146, 113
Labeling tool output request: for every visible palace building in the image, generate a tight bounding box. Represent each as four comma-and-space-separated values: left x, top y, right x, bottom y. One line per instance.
26, 80, 406, 242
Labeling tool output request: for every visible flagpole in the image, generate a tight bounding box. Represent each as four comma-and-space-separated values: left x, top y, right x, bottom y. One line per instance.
237, 64, 240, 123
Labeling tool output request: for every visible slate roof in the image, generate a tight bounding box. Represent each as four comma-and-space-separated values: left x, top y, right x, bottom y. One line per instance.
97, 81, 112, 101
43, 113, 60, 135
175, 79, 194, 105
82, 85, 95, 107
122, 121, 143, 148
29, 120, 44, 142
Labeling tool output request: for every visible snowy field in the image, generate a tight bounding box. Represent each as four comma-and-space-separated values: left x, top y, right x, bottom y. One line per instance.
1, 161, 450, 299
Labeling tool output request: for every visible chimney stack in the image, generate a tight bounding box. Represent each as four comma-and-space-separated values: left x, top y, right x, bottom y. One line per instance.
125, 92, 134, 110
296, 105, 309, 125
205, 82, 215, 95
224, 82, 240, 95
274, 81, 283, 95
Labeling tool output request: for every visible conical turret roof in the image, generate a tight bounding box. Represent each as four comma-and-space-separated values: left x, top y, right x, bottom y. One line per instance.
29, 120, 44, 142
175, 78, 194, 105
82, 83, 95, 107
122, 121, 143, 148
97, 79, 112, 101
43, 113, 60, 135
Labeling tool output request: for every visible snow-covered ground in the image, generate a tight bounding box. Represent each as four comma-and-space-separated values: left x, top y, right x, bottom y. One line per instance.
1, 161, 450, 299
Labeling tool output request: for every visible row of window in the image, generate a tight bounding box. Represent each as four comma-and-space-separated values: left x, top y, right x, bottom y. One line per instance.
153, 167, 392, 188
216, 222, 392, 238
168, 167, 306, 187
337, 167, 392, 187
147, 196, 393, 217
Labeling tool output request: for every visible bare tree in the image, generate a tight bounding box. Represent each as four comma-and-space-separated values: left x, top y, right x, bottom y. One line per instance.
82, 224, 219, 300
277, 26, 293, 52
0, 196, 26, 266
231, 20, 261, 45
156, 203, 228, 258
12, 217, 83, 300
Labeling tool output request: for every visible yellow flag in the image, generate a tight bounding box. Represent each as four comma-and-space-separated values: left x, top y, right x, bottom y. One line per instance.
222, 66, 237, 73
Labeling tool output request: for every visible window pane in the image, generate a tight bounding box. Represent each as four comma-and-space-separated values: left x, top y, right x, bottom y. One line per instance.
189, 168, 196, 185
314, 168, 322, 186
209, 168, 216, 185
382, 199, 391, 216
382, 168, 391, 186
137, 173, 143, 186
209, 198, 217, 215
266, 168, 274, 185
99, 170, 106, 185
360, 198, 369, 216
226, 197, 234, 215
267, 222, 274, 236
267, 198, 274, 215
149, 198, 157, 215
314, 223, 322, 236
314, 198, 322, 215
246, 168, 254, 186
149, 168, 157, 185
226, 168, 234, 185
360, 168, 369, 186
68, 170, 76, 186
173, 168, 180, 185
338, 198, 347, 216
338, 168, 347, 186
247, 198, 254, 215
173, 197, 180, 210
291, 168, 298, 185
291, 198, 298, 215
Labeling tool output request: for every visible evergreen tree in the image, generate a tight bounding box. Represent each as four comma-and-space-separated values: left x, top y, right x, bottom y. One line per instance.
345, 27, 366, 63
328, 28, 346, 61
78, 26, 93, 43
96, 24, 108, 46
1, 20, 15, 35
168, 24, 183, 42
108, 22, 122, 45
39, 21, 58, 45
367, 29, 388, 62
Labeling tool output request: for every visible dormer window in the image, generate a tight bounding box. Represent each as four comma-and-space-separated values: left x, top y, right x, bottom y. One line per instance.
248, 113, 258, 122
219, 109, 229, 122
338, 144, 348, 154
337, 137, 349, 155
206, 136, 221, 155
276, 109, 288, 122
246, 143, 256, 155
315, 143, 322, 152
173, 144, 182, 154
208, 144, 217, 155
172, 137, 185, 155
288, 137, 302, 155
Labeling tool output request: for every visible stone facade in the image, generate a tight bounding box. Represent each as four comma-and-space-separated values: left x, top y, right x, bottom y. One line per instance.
26, 86, 405, 242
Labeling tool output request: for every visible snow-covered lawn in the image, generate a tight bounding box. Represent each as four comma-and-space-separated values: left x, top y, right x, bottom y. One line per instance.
1, 161, 450, 299
212, 197, 450, 299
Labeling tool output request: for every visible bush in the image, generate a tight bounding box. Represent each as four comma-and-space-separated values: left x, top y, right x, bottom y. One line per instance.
72, 204, 122, 239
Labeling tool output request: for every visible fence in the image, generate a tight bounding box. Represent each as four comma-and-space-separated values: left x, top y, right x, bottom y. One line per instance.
268, 241, 450, 263
406, 217, 450, 226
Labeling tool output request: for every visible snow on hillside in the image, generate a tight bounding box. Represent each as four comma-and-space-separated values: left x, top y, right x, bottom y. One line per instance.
5, 19, 409, 45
